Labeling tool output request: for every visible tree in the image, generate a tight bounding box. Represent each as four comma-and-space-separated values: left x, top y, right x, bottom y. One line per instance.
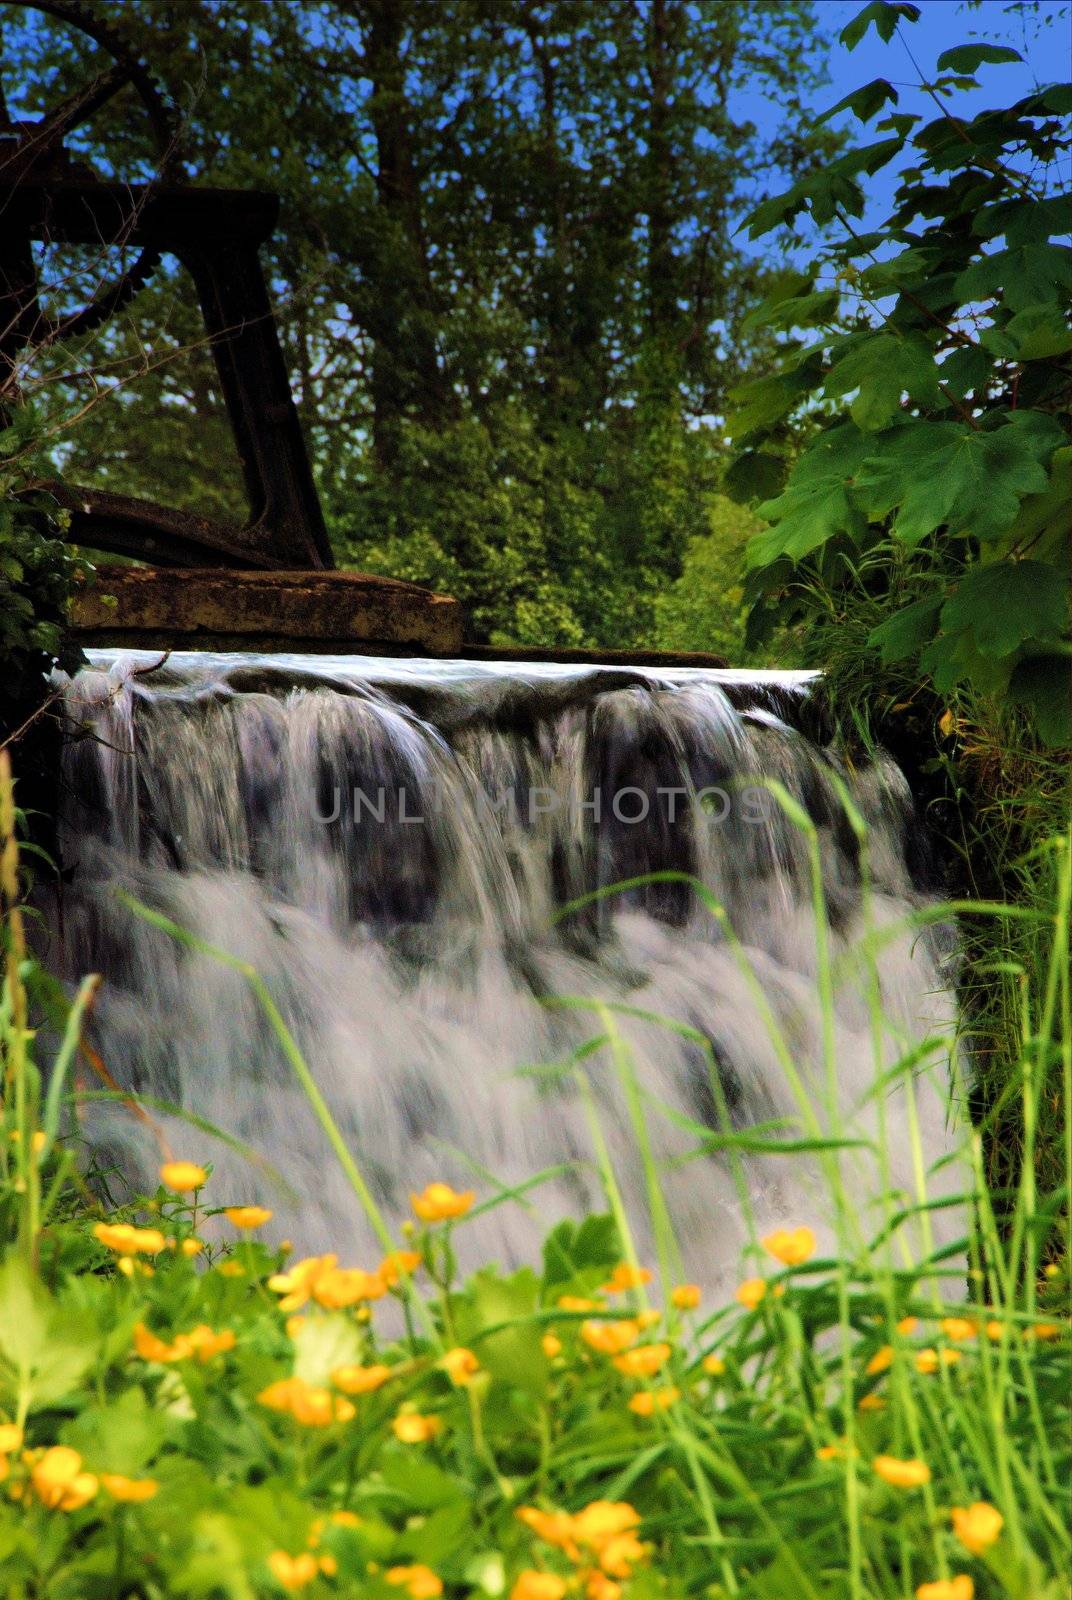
3, 0, 836, 645
726, 0, 1071, 743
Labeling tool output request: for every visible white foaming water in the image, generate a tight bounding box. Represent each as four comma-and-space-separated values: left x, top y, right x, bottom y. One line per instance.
52, 651, 963, 1289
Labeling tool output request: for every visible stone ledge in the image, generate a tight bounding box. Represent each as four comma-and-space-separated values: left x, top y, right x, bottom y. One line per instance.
70, 567, 464, 655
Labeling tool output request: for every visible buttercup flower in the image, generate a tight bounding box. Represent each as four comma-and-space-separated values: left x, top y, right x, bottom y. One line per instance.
331, 1363, 393, 1395
386, 1565, 444, 1599
940, 1317, 979, 1341
916, 1580, 973, 1600
581, 1319, 639, 1355
94, 1222, 166, 1256
951, 1502, 1004, 1555
183, 1324, 236, 1362
511, 1575, 567, 1600
611, 1342, 671, 1379
180, 1236, 205, 1257
866, 1345, 894, 1376
571, 1500, 641, 1552
516, 1506, 581, 1558
0, 1424, 23, 1453
159, 1161, 207, 1192
1028, 1322, 1063, 1341
557, 1295, 602, 1313
897, 1315, 919, 1335
702, 1353, 726, 1376
584, 1574, 621, 1600
542, 1332, 563, 1358
628, 1386, 679, 1415
267, 1550, 319, 1592
735, 1278, 767, 1310
267, 1253, 339, 1312
224, 1205, 273, 1229
30, 1447, 98, 1511
671, 1283, 701, 1310
873, 1455, 931, 1488
440, 1347, 481, 1385
816, 1441, 856, 1461
134, 1322, 185, 1363
410, 1182, 475, 1222
100, 1474, 158, 1502
915, 1347, 961, 1374
391, 1410, 442, 1443
258, 1377, 355, 1426
603, 1263, 652, 1294
378, 1249, 422, 1287
985, 1320, 1007, 1341
761, 1225, 816, 1266
858, 1394, 886, 1412
313, 1266, 387, 1308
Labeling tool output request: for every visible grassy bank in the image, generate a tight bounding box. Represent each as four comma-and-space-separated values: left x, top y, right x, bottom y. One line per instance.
1, 749, 1069, 1600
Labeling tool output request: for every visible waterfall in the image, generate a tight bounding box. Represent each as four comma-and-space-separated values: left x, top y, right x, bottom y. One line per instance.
52, 651, 963, 1290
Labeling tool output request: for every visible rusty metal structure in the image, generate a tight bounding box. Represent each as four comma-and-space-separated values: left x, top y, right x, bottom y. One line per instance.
0, 0, 332, 570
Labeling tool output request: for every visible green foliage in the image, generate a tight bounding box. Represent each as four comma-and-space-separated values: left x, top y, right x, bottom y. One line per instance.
0, 407, 86, 718
728, 3, 1071, 744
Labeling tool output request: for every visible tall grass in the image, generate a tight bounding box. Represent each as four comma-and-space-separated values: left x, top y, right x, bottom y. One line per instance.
0, 748, 1069, 1599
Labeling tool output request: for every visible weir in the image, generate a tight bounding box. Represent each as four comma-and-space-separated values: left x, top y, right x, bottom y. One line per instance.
52, 649, 963, 1291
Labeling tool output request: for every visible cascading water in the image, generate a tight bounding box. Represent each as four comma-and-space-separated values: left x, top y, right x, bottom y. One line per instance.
52, 651, 963, 1290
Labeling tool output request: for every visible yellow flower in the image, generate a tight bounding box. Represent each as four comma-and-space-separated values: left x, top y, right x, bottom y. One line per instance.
873, 1454, 931, 1488
701, 1353, 726, 1376
940, 1317, 978, 1341
761, 1226, 816, 1266
611, 1342, 671, 1379
1028, 1321, 1063, 1341
511, 1575, 567, 1600
224, 1205, 273, 1229
915, 1347, 961, 1374
581, 1319, 639, 1355
410, 1182, 475, 1222
516, 1505, 580, 1559
391, 1410, 442, 1443
896, 1315, 919, 1335
93, 1222, 166, 1256
159, 1161, 207, 1192
331, 1363, 393, 1395
858, 1393, 886, 1412
100, 1474, 158, 1502
133, 1322, 185, 1363
313, 1266, 387, 1308
386, 1565, 444, 1599
735, 1277, 767, 1310
217, 1260, 245, 1277
571, 1500, 641, 1552
541, 1332, 563, 1358
866, 1344, 893, 1376
984, 1319, 1006, 1341
951, 1501, 1004, 1555
258, 1377, 355, 1426
180, 1237, 205, 1257
440, 1347, 481, 1386
0, 1424, 23, 1454
916, 1580, 973, 1600
670, 1283, 701, 1310
30, 1447, 98, 1511
267, 1253, 338, 1312
584, 1575, 621, 1600
557, 1295, 602, 1313
628, 1386, 679, 1415
378, 1249, 422, 1287
267, 1550, 319, 1591
603, 1263, 652, 1294
183, 1324, 236, 1363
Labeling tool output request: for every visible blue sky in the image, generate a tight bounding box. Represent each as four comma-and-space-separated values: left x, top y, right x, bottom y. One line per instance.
735, 0, 1070, 230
